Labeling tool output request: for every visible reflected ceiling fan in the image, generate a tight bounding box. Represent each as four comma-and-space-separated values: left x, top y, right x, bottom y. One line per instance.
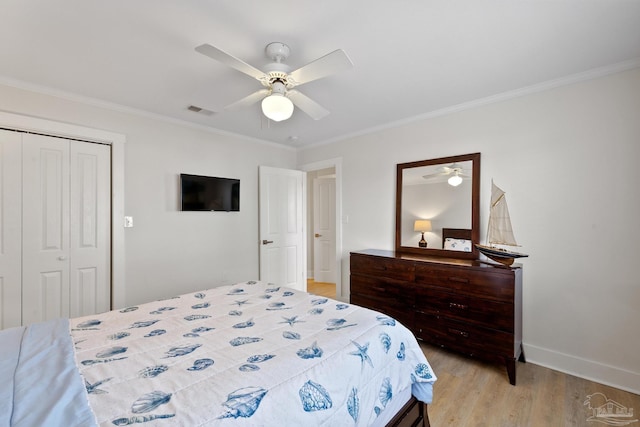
422, 163, 470, 187
195, 42, 353, 122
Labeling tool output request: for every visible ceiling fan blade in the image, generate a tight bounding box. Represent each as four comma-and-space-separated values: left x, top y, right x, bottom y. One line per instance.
288, 49, 353, 86
224, 89, 270, 111
195, 44, 266, 81
287, 90, 329, 120
422, 172, 448, 180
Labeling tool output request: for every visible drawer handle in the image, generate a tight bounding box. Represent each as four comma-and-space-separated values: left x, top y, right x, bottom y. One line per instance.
448, 276, 469, 284
449, 302, 468, 310
448, 328, 469, 338
372, 286, 385, 293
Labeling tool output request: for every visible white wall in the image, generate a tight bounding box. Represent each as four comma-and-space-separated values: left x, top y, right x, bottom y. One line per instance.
0, 83, 296, 306
297, 67, 640, 393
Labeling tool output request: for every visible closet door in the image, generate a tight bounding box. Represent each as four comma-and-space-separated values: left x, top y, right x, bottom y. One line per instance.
69, 141, 111, 317
21, 135, 111, 325
22, 133, 71, 325
0, 130, 22, 329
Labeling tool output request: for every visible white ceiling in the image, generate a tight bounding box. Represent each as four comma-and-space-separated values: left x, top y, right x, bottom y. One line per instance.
2, 1, 640, 148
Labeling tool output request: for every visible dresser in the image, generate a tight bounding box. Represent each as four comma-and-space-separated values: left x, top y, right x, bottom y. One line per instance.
350, 249, 523, 385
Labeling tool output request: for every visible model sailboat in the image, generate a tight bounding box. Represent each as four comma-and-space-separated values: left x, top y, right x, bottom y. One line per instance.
475, 180, 528, 266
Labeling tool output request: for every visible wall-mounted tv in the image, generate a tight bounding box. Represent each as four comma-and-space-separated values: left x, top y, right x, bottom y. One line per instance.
180, 174, 240, 212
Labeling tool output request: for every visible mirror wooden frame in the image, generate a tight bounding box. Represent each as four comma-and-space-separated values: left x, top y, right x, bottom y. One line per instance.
395, 152, 481, 259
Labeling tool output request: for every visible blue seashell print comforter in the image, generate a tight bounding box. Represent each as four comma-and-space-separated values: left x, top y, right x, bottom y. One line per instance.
3, 281, 436, 426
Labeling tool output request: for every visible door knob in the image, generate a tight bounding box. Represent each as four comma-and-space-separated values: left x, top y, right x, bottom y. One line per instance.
315, 233, 322, 238
58, 256, 67, 261
262, 240, 274, 245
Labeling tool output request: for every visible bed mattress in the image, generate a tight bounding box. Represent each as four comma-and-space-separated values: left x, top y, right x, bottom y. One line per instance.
3, 281, 436, 426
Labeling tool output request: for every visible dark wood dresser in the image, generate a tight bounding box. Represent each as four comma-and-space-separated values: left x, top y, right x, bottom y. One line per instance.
350, 249, 523, 385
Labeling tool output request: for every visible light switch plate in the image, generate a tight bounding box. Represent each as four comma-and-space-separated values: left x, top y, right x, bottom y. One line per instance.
124, 216, 133, 228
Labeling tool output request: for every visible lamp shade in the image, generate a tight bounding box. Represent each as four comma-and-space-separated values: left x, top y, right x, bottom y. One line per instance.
448, 173, 463, 187
414, 220, 432, 232
261, 93, 294, 122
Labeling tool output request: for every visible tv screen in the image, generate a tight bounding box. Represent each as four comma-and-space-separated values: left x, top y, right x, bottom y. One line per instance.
180, 174, 240, 212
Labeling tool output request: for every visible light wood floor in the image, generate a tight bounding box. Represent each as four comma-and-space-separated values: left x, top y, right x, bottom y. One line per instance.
308, 279, 639, 426
307, 279, 336, 298
422, 343, 639, 427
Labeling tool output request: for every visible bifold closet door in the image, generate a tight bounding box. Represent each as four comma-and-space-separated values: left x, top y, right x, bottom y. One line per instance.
69, 140, 111, 318
22, 133, 71, 324
22, 133, 110, 325
0, 130, 22, 329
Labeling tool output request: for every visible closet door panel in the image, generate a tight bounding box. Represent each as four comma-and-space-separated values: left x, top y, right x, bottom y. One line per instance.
22, 133, 70, 325
40, 271, 66, 319
0, 130, 22, 329
70, 141, 111, 317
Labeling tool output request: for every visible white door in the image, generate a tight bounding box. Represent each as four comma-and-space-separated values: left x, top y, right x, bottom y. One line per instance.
22, 134, 111, 325
69, 141, 111, 317
313, 177, 336, 283
22, 133, 71, 324
259, 166, 306, 291
0, 130, 22, 329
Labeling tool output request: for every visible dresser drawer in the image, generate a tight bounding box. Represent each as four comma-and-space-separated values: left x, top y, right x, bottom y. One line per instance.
416, 287, 513, 332
350, 293, 414, 330
350, 274, 414, 328
351, 274, 413, 301
415, 264, 514, 302
351, 253, 414, 281
415, 312, 514, 358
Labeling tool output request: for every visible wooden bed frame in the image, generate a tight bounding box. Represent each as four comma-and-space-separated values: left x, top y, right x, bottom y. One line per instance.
387, 397, 429, 427
442, 227, 472, 245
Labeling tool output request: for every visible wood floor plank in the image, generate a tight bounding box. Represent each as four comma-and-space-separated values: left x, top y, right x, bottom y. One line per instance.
565, 374, 592, 427
307, 279, 336, 298
528, 365, 565, 427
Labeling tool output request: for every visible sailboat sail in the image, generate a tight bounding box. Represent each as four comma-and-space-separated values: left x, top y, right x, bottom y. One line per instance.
476, 180, 528, 265
487, 180, 518, 247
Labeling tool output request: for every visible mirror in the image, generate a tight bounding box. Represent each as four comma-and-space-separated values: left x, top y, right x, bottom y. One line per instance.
395, 153, 480, 259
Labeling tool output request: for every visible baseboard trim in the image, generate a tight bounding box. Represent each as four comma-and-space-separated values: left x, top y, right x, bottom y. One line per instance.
523, 343, 639, 395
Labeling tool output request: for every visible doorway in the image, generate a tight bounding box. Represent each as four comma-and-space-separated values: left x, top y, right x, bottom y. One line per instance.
302, 158, 343, 301
258, 166, 306, 292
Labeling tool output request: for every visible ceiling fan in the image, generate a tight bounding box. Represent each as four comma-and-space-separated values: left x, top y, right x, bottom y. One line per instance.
195, 42, 353, 122
422, 163, 470, 187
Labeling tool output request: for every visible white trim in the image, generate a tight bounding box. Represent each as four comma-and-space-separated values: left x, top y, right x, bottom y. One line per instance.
523, 343, 640, 395
301, 58, 640, 150
300, 158, 344, 301
0, 77, 294, 152
0, 110, 126, 309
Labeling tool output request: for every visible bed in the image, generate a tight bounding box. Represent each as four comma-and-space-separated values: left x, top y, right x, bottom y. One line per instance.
2, 281, 435, 426
442, 228, 473, 252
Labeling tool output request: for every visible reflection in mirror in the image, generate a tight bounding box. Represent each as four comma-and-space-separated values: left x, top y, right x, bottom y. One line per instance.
395, 153, 480, 259
401, 161, 472, 248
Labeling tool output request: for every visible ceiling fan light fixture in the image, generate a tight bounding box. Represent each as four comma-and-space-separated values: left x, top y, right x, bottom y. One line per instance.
196, 42, 353, 122
261, 93, 294, 122
448, 173, 463, 187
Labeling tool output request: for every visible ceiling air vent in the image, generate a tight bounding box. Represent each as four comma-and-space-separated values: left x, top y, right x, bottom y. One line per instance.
187, 105, 214, 116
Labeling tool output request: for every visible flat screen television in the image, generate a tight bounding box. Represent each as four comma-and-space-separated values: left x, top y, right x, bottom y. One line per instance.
180, 174, 240, 212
